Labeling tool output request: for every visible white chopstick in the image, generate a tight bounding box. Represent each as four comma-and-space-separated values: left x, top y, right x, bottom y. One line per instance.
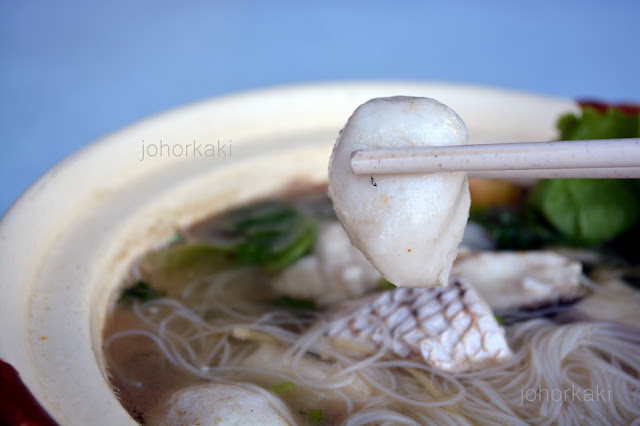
350, 138, 640, 179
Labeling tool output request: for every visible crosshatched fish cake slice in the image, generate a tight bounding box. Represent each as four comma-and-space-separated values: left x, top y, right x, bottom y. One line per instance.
325, 279, 513, 372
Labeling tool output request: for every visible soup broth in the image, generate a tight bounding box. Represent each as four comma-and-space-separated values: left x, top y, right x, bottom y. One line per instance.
104, 185, 640, 425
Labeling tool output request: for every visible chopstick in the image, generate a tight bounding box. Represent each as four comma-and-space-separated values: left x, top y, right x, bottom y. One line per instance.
350, 138, 640, 179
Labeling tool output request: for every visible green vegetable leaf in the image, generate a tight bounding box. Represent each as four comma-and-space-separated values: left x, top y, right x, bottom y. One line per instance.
163, 232, 184, 245
272, 296, 316, 311
526, 104, 640, 247
270, 381, 296, 394
309, 409, 323, 424
471, 104, 640, 252
529, 179, 640, 244
138, 244, 235, 293
219, 200, 317, 272
142, 244, 233, 271
118, 281, 166, 304
557, 106, 639, 140
378, 279, 397, 290
470, 207, 565, 250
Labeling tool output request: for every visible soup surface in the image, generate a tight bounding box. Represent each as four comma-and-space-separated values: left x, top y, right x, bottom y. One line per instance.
104, 184, 640, 425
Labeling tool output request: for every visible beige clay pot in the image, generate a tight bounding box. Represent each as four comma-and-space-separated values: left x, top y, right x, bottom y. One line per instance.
0, 82, 576, 424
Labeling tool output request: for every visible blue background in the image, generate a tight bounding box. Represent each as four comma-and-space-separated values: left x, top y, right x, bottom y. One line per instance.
1, 0, 639, 215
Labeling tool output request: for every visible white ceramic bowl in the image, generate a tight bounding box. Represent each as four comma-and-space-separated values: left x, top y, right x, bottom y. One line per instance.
0, 82, 577, 425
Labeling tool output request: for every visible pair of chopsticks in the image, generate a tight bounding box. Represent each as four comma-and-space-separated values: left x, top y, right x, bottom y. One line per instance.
350, 138, 640, 179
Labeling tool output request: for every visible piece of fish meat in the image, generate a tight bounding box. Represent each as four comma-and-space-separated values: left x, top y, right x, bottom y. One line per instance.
272, 222, 381, 306
325, 279, 512, 373
561, 275, 640, 328
328, 96, 470, 288
452, 251, 584, 316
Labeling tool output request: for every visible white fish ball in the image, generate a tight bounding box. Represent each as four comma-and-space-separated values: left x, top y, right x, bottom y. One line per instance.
328, 96, 470, 287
